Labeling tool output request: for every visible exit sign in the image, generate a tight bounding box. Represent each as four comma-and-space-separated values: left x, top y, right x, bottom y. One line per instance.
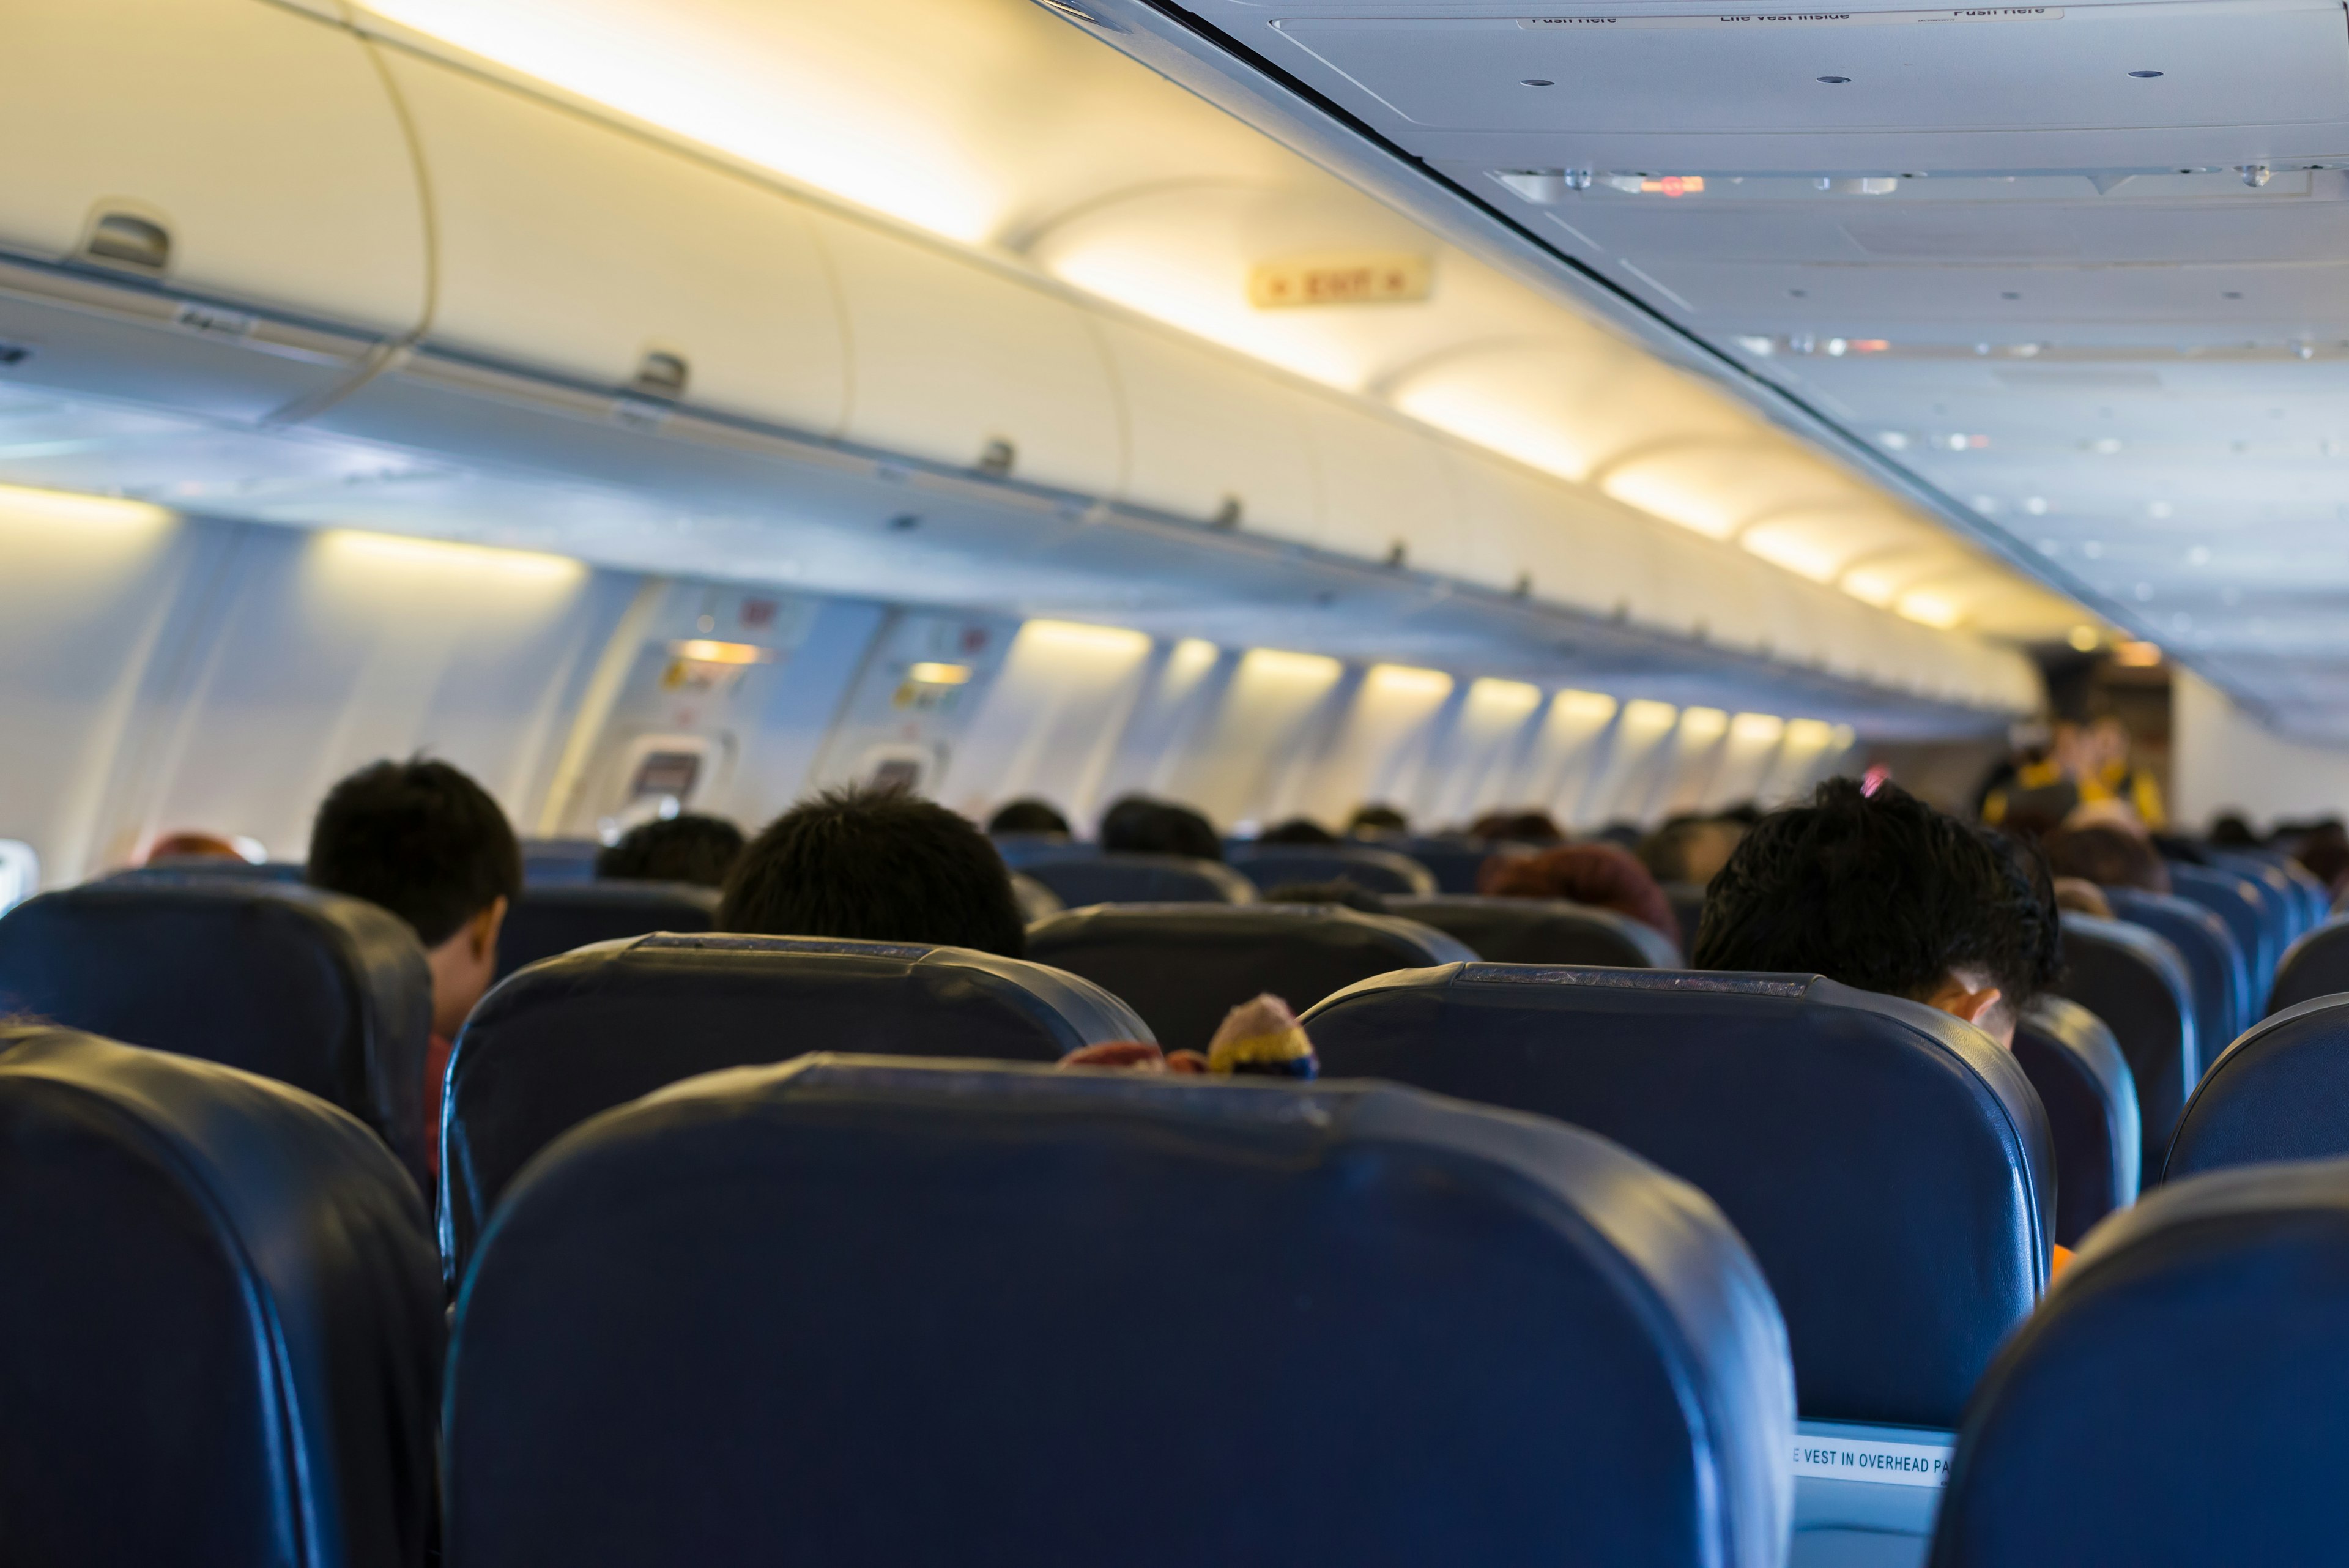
1248, 253, 1432, 308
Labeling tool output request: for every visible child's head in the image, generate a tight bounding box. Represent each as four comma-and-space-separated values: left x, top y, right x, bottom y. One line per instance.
308, 758, 521, 1036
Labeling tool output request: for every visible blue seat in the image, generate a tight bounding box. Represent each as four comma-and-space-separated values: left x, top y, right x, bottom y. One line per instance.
2049, 914, 2198, 1174
2010, 996, 2139, 1245
1014, 851, 1256, 907
125, 858, 309, 883
445, 1055, 1796, 1567
0, 875, 435, 1183
2208, 850, 2313, 950
1228, 843, 1438, 896
441, 934, 1147, 1283
987, 831, 1074, 869
1930, 1157, 2349, 1567
1009, 871, 1063, 923
2165, 994, 2349, 1181
495, 880, 720, 978
1304, 964, 2052, 1430
1385, 836, 1504, 893
2266, 916, 2349, 1016
1026, 903, 1474, 1054
1390, 894, 1680, 967
1663, 881, 1709, 953
0, 1027, 439, 1568
2104, 888, 2250, 1047
519, 837, 603, 887
2167, 863, 2277, 1000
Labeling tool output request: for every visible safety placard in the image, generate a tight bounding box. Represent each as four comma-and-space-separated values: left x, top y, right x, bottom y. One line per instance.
1791, 1431, 1954, 1488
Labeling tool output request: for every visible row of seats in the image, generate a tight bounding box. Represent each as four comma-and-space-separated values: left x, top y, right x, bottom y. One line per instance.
12, 1018, 2349, 1564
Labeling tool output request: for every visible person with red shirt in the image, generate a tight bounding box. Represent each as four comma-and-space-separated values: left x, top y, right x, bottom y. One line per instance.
306, 757, 519, 1174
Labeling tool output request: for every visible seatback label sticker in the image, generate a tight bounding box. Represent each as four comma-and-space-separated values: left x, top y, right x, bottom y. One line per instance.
1791, 1432, 1953, 1488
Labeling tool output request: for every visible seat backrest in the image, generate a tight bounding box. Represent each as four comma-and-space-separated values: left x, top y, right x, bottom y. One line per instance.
2207, 850, 2309, 951
442, 934, 1149, 1282
0, 876, 434, 1181
1663, 880, 1709, 952
2105, 886, 2250, 1047
2011, 995, 2140, 1244
2166, 862, 2276, 995
1304, 964, 2052, 1427
1026, 903, 1475, 1054
2050, 913, 2198, 1174
1009, 871, 1063, 923
1387, 836, 1501, 893
1227, 844, 1439, 896
1015, 852, 1256, 907
519, 836, 603, 886
131, 858, 310, 883
0, 1028, 440, 1568
445, 1056, 1796, 1567
2266, 915, 2349, 1016
1389, 894, 1680, 967
494, 881, 720, 978
1929, 1158, 2349, 1566
2165, 994, 2349, 1181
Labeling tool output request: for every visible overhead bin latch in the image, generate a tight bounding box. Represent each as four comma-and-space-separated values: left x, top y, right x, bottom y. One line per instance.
630, 351, 690, 401
81, 212, 170, 276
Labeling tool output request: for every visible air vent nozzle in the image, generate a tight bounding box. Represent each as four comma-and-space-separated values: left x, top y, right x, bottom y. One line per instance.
83, 212, 170, 273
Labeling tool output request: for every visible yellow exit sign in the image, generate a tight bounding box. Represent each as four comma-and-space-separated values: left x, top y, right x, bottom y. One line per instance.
1248, 253, 1432, 308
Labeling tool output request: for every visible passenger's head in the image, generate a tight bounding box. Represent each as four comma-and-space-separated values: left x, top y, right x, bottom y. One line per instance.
1257, 817, 1338, 846
142, 831, 247, 866
1693, 778, 2061, 1047
1478, 842, 1678, 942
1346, 803, 1408, 837
593, 813, 744, 889
987, 798, 1071, 837
2051, 877, 2113, 919
2042, 822, 2170, 894
2293, 822, 2349, 894
1261, 879, 1388, 913
1636, 815, 1746, 888
1469, 809, 1565, 846
2208, 812, 2259, 849
308, 758, 521, 1038
721, 785, 1024, 957
1098, 795, 1222, 861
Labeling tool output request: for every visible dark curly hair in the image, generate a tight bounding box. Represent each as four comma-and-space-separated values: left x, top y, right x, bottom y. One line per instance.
595, 813, 745, 889
721, 785, 1025, 958
1693, 777, 2061, 1028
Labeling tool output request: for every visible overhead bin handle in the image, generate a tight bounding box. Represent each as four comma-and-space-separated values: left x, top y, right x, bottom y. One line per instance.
630, 350, 689, 400
82, 212, 170, 275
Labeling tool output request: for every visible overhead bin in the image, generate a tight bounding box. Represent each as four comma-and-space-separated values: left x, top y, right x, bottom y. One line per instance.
1091, 317, 1319, 539
1436, 447, 1659, 614
379, 50, 848, 434
1300, 399, 1459, 570
0, 0, 425, 335
812, 215, 1123, 496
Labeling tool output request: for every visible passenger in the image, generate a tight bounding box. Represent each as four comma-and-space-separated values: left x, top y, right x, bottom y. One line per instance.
1346, 803, 1408, 837
721, 784, 1025, 957
1468, 808, 1565, 845
1694, 778, 2061, 1050
1636, 814, 1745, 888
1478, 842, 1679, 943
2288, 820, 2349, 896
1261, 879, 1387, 913
1098, 794, 1222, 861
2207, 812, 2260, 849
2051, 877, 2113, 919
593, 812, 744, 888
2043, 822, 2170, 894
306, 758, 522, 1165
986, 798, 1071, 836
1257, 817, 1338, 845
140, 831, 247, 865
1061, 993, 1318, 1078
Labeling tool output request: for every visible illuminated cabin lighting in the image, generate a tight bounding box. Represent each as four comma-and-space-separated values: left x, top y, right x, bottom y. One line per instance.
1679, 706, 1730, 742
2069, 625, 2102, 652
674, 639, 770, 666
1621, 699, 1680, 733
316, 529, 585, 582
1467, 677, 1544, 719
1241, 647, 1345, 684
1729, 712, 1786, 744
1895, 589, 1967, 630
1552, 689, 1619, 723
2114, 641, 2164, 667
0, 481, 172, 532
1367, 663, 1453, 699
907, 661, 974, 685
1019, 619, 1152, 658
1786, 718, 1839, 750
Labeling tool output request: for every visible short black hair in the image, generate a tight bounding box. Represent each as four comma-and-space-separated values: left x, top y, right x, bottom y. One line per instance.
721, 785, 1025, 958
595, 813, 744, 888
1099, 795, 1222, 861
1693, 777, 2061, 1024
1348, 804, 1408, 835
1258, 817, 1338, 846
987, 798, 1071, 836
1261, 879, 1387, 913
307, 758, 521, 948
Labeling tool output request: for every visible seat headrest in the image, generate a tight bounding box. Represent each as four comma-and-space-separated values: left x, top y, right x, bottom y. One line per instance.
1933, 1157, 2349, 1565
0, 875, 434, 1181
2011, 995, 2140, 1246
0, 1028, 440, 1565
441, 932, 1149, 1282
2166, 863, 2277, 983
447, 1055, 1794, 1566
2166, 993, 2349, 1181
1389, 894, 1680, 967
2054, 912, 2198, 1170
1026, 902, 1475, 1054
1227, 844, 1438, 896
495, 880, 721, 978
1389, 836, 1512, 893
2269, 916, 2349, 1016
2104, 887, 2249, 1050
1304, 962, 2052, 1427
1014, 852, 1256, 907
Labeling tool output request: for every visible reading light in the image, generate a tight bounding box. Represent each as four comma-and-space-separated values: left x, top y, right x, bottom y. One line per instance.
908, 661, 974, 685
2114, 641, 2164, 667
2068, 625, 2102, 652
